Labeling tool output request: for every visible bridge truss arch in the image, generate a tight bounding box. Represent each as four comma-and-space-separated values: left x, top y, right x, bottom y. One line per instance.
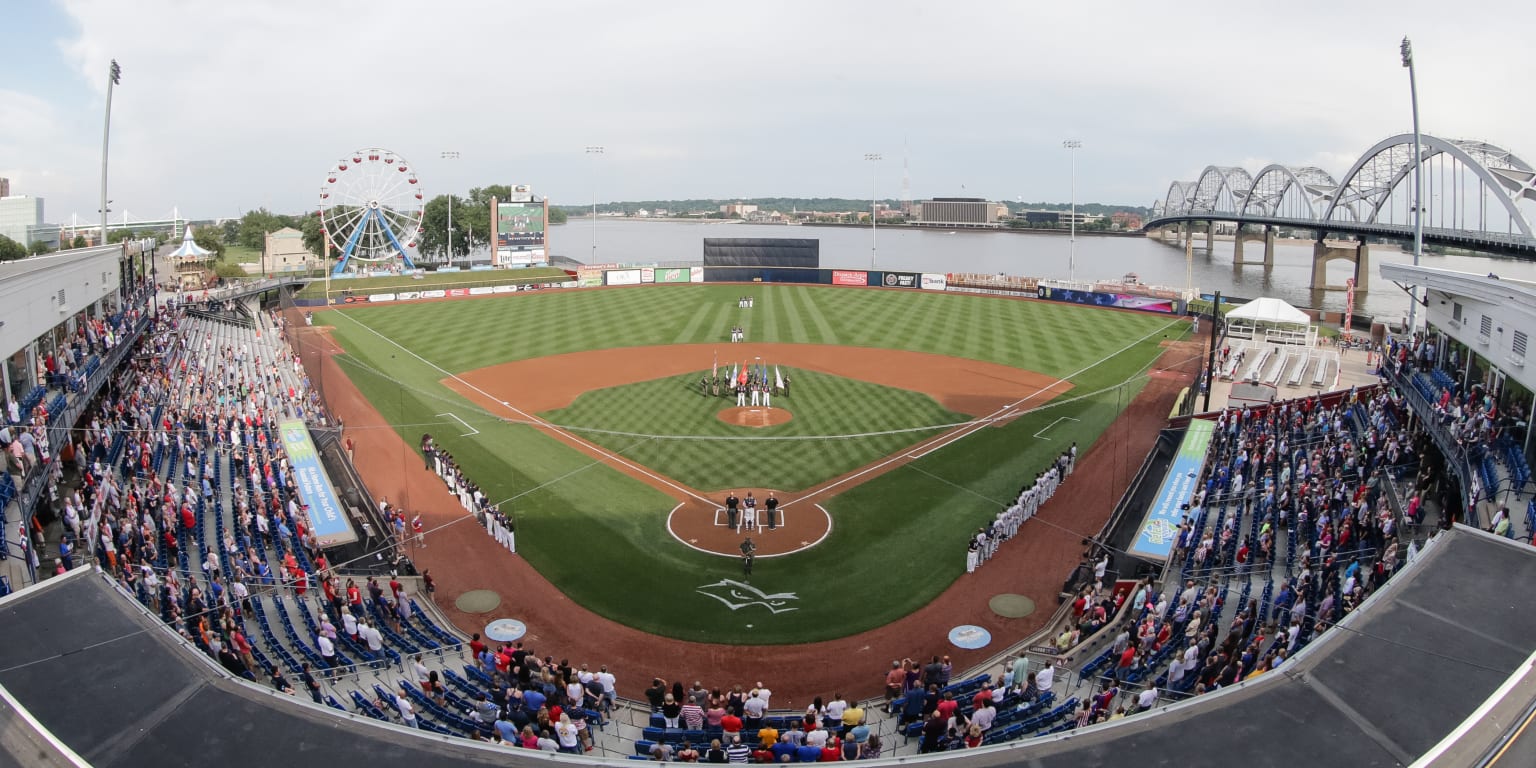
1323, 133, 1536, 240
1188, 166, 1253, 216
1239, 165, 1338, 221
1159, 180, 1198, 218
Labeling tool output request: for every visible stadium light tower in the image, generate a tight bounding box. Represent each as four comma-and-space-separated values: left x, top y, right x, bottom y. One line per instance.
442, 151, 460, 265
1063, 140, 1082, 283
1401, 38, 1424, 332
586, 146, 604, 262
100, 59, 121, 245
865, 153, 882, 268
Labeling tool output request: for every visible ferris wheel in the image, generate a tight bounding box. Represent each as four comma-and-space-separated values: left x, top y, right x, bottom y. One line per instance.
319, 148, 424, 274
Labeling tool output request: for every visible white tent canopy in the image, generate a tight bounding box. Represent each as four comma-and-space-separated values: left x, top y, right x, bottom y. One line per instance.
1226, 297, 1309, 326
168, 225, 213, 260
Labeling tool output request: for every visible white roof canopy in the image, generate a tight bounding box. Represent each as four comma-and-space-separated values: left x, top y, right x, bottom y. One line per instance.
1227, 297, 1309, 326
168, 225, 213, 260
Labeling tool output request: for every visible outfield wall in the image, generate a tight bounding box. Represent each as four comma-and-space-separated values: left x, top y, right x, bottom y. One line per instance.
299, 265, 1186, 316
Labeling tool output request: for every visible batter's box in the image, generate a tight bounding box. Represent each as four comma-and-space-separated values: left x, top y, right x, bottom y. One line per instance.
711, 507, 786, 532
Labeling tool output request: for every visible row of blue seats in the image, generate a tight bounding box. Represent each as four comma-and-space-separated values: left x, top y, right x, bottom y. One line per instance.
889, 672, 993, 712
1496, 434, 1532, 489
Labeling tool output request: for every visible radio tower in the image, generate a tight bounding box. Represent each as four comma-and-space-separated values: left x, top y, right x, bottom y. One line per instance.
900, 138, 912, 215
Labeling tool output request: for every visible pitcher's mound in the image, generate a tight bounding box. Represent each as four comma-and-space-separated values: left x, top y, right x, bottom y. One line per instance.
718, 406, 793, 428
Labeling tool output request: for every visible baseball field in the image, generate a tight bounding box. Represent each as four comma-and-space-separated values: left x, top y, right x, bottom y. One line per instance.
316, 283, 1188, 644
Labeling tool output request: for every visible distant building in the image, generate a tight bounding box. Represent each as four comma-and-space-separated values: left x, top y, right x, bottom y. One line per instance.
261, 227, 316, 273
720, 203, 758, 217
0, 195, 59, 250
0, 178, 9, 198
1112, 211, 1144, 229
1019, 209, 1103, 227
915, 197, 997, 228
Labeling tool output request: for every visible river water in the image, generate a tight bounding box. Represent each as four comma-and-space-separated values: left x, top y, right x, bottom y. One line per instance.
547, 218, 1536, 322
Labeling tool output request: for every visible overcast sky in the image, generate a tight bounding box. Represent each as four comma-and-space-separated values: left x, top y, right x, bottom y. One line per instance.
2, 0, 1532, 223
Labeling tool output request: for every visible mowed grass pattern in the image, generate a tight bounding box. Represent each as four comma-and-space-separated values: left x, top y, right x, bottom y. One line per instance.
322, 284, 1186, 643
544, 368, 966, 491
329, 284, 1169, 377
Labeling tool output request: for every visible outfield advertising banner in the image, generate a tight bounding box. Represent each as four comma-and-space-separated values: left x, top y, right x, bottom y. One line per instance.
921, 273, 948, 291
279, 419, 357, 547
640, 268, 656, 284
689, 267, 705, 283
606, 269, 642, 286
577, 267, 605, 287
880, 271, 919, 289
1036, 286, 1178, 314
1128, 419, 1215, 560
832, 270, 869, 286
652, 267, 691, 284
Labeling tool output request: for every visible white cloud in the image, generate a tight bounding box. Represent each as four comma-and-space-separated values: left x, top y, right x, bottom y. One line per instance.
6, 0, 1527, 221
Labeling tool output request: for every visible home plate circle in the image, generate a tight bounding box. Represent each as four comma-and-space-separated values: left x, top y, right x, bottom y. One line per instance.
485, 618, 528, 643
948, 625, 991, 650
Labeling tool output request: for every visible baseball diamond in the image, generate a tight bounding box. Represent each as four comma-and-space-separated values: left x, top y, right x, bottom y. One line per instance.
312, 283, 1191, 649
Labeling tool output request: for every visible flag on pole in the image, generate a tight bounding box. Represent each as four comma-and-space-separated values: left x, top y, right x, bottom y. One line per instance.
712, 352, 717, 380
738, 361, 749, 386
775, 365, 784, 390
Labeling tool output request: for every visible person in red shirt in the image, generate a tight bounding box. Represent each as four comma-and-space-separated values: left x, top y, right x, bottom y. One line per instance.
1116, 644, 1137, 683
721, 712, 743, 736
970, 684, 993, 712
819, 736, 842, 761
935, 692, 958, 720
468, 632, 487, 661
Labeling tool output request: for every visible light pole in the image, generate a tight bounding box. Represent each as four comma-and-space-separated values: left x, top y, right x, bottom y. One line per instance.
1402, 38, 1424, 333
100, 59, 121, 246
1063, 140, 1081, 283
864, 153, 881, 269
586, 146, 604, 262
441, 151, 459, 265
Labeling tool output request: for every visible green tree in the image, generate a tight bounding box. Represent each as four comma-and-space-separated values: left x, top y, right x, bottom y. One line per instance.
548, 206, 567, 225
107, 228, 137, 243
193, 226, 226, 258
0, 234, 26, 261
222, 219, 240, 242
300, 213, 326, 260
71, 234, 88, 249
238, 208, 285, 249
29, 240, 54, 255
417, 194, 471, 262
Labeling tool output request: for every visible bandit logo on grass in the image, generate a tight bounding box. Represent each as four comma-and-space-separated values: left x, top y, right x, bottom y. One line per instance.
696, 579, 800, 614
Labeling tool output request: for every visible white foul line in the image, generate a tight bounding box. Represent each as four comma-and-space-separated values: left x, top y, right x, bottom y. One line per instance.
797, 318, 1182, 502
436, 412, 480, 436
1032, 416, 1080, 439
335, 311, 717, 506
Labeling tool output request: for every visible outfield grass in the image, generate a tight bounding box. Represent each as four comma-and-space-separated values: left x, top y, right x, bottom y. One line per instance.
543, 367, 965, 491
294, 266, 572, 299
321, 284, 1185, 643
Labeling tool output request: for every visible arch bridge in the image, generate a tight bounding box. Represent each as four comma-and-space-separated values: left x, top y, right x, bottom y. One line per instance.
1145, 134, 1536, 290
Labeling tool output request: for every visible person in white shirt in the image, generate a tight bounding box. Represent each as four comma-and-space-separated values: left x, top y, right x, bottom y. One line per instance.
753, 682, 771, 710
1036, 660, 1056, 694
395, 686, 418, 728
317, 634, 336, 667
971, 702, 996, 732
823, 694, 846, 723
744, 691, 768, 721
1136, 687, 1158, 711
